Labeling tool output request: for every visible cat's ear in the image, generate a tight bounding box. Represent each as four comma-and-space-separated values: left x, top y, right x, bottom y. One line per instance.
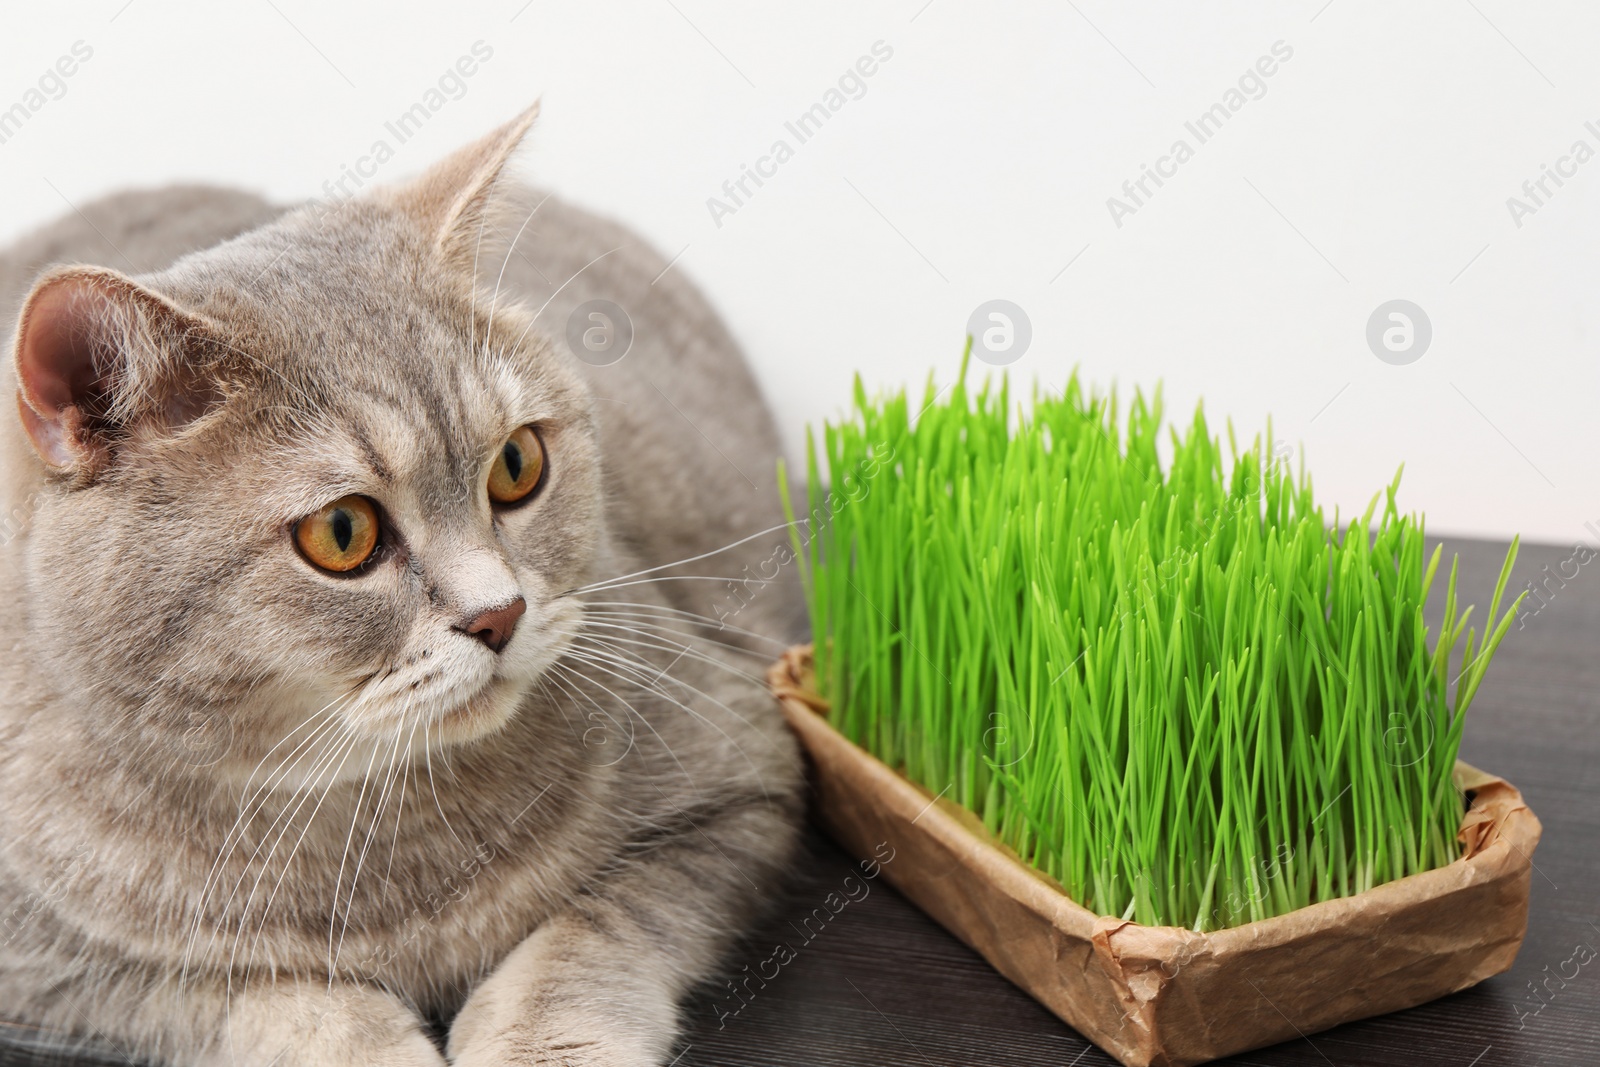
11, 266, 221, 478
385, 102, 540, 271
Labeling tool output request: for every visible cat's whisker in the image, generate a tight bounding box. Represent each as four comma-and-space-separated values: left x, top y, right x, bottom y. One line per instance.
538, 667, 599, 754
181, 686, 366, 988
573, 622, 769, 687
301, 714, 396, 997
567, 654, 763, 768
331, 728, 408, 961
324, 713, 401, 976
483, 190, 553, 354
329, 705, 415, 979
188, 682, 366, 864
380, 708, 429, 901
555, 644, 704, 722
578, 613, 778, 663
546, 662, 690, 786
578, 614, 782, 662
581, 601, 790, 650
213, 715, 366, 943
213, 718, 366, 1001
563, 519, 805, 596
556, 627, 748, 711
421, 713, 472, 855
564, 623, 760, 690
564, 632, 783, 765
231, 720, 368, 996
229, 681, 372, 808
573, 573, 790, 597
512, 246, 621, 344
553, 643, 771, 803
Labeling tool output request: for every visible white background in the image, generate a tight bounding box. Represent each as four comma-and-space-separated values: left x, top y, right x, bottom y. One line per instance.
1, 1, 1594, 546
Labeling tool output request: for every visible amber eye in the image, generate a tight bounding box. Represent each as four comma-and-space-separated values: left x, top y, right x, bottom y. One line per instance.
488, 425, 546, 505
294, 495, 380, 573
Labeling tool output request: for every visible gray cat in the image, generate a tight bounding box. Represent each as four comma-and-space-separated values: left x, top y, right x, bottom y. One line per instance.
0, 105, 805, 1065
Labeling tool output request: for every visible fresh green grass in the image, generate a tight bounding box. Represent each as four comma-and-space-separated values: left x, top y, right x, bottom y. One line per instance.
780, 349, 1521, 932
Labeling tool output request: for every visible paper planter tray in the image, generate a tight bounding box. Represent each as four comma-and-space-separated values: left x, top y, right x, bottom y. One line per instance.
768, 646, 1540, 1067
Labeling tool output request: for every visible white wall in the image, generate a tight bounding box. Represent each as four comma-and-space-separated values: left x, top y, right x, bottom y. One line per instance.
1, 1, 1593, 545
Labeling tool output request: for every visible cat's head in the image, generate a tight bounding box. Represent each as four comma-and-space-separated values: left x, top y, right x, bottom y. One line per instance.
5, 106, 606, 781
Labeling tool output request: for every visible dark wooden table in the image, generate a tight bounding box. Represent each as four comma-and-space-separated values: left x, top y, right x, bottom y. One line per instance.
4, 537, 1595, 1066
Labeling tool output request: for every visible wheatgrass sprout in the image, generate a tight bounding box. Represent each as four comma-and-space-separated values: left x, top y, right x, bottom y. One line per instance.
780, 351, 1521, 932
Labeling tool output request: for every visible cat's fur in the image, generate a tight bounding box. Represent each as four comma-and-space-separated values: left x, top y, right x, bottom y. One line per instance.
0, 107, 805, 1065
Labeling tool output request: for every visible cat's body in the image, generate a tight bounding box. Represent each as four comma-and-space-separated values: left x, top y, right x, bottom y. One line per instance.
0, 112, 804, 1065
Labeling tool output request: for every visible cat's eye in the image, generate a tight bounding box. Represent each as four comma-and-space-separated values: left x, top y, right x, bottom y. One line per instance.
294, 495, 380, 573
488, 425, 546, 505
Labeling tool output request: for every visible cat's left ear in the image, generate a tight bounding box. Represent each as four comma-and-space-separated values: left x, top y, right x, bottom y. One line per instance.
384, 102, 540, 271
11, 266, 221, 479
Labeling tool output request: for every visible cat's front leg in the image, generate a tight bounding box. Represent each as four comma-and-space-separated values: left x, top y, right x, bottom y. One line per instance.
448, 789, 800, 1066
171, 978, 446, 1067
445, 913, 676, 1067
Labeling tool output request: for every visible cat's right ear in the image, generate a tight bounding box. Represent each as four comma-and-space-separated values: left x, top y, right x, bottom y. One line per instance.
11, 266, 219, 479
383, 102, 540, 272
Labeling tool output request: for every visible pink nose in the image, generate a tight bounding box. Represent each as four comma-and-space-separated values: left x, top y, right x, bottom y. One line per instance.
458, 597, 526, 652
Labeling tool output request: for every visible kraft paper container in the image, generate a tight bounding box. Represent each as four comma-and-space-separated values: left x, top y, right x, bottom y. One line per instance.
768, 645, 1540, 1067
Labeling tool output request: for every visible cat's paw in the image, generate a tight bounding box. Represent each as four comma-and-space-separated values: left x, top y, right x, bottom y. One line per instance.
448, 983, 667, 1067
272, 1020, 447, 1067
202, 983, 447, 1067
449, 1028, 659, 1067
446, 966, 672, 1067
447, 916, 677, 1067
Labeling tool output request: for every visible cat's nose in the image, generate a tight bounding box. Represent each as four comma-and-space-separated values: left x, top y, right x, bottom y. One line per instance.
457, 597, 526, 652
